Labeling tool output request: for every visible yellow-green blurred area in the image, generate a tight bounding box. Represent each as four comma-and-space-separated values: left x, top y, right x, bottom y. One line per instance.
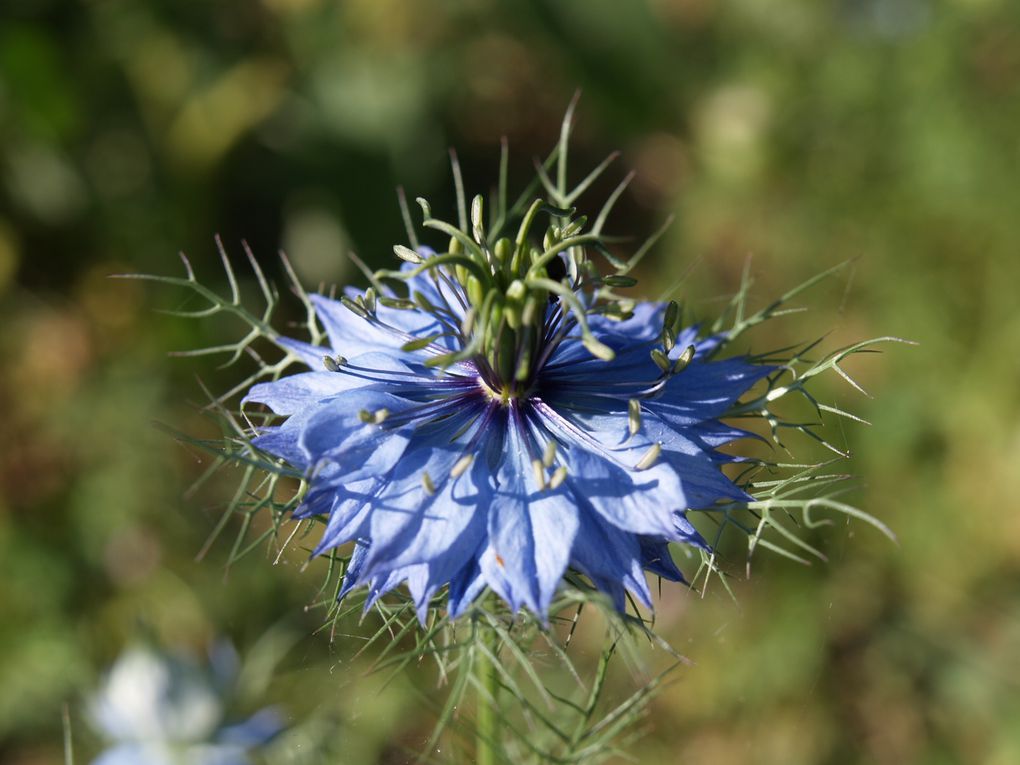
2, 0, 1018, 762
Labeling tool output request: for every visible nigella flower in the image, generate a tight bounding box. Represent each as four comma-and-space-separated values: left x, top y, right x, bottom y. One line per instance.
89, 641, 281, 765
243, 195, 772, 623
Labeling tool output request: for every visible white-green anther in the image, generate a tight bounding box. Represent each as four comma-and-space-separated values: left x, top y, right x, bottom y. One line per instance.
341, 295, 370, 319
363, 288, 377, 314
323, 355, 340, 372
628, 398, 641, 437
422, 471, 436, 495
583, 336, 615, 361
379, 297, 416, 309
542, 440, 557, 468
650, 348, 671, 372
401, 334, 441, 352
603, 274, 638, 288
471, 195, 485, 243
635, 442, 661, 470
664, 300, 680, 335
451, 454, 474, 479
673, 344, 695, 373
532, 459, 547, 490
393, 245, 423, 264
360, 408, 389, 424
562, 216, 587, 237
549, 466, 568, 489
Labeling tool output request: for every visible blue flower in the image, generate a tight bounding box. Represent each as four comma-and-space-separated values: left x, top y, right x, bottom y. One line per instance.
90, 642, 282, 765
244, 201, 772, 624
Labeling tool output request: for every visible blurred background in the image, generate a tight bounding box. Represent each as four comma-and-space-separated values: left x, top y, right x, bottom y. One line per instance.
2, 0, 1018, 762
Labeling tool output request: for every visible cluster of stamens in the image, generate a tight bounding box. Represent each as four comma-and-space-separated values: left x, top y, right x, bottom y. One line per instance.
315, 192, 698, 494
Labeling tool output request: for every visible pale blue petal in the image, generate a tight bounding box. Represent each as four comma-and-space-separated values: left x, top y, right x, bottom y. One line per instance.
638, 537, 687, 582
242, 371, 354, 415
447, 557, 486, 618
479, 417, 579, 617
568, 505, 652, 610
276, 336, 324, 368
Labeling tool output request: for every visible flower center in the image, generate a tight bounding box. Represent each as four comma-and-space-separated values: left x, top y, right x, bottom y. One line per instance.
477, 375, 522, 406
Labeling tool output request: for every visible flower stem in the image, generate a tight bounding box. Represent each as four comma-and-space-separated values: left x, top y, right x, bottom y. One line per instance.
475, 610, 499, 765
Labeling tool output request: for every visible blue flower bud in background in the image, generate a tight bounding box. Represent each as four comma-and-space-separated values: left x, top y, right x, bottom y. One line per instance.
89, 641, 281, 765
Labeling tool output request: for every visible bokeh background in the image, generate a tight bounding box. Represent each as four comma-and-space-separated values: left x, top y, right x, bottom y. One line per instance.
2, 0, 1018, 763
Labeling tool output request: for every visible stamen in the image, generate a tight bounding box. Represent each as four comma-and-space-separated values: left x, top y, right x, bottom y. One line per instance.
673, 344, 695, 373
628, 398, 642, 437
451, 454, 474, 478
549, 466, 568, 489
532, 458, 547, 490
322, 355, 346, 372
401, 334, 443, 352
542, 440, 557, 468
341, 295, 371, 319
650, 348, 671, 372
635, 442, 661, 471
393, 244, 423, 264
422, 471, 436, 495
358, 408, 390, 425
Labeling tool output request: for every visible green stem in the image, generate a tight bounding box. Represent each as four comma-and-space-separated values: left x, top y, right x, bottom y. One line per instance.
475, 611, 500, 765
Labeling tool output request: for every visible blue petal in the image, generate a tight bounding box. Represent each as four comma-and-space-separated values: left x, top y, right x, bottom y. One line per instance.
242, 371, 355, 415
297, 389, 414, 464
357, 415, 488, 576
447, 556, 486, 618
587, 302, 664, 343
568, 505, 652, 610
638, 536, 687, 582
217, 708, 283, 746
250, 411, 318, 468
310, 294, 397, 357
479, 415, 579, 617
654, 358, 773, 421
672, 511, 710, 550
276, 336, 325, 368
560, 445, 679, 536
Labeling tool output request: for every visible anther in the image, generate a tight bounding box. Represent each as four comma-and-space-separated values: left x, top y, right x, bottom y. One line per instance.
471, 195, 485, 244
542, 440, 557, 468
532, 459, 547, 490
358, 408, 389, 425
341, 295, 371, 319
635, 442, 662, 471
650, 348, 671, 372
451, 454, 474, 479
422, 471, 436, 495
628, 399, 642, 437
602, 274, 638, 288
393, 245, 423, 264
549, 466, 568, 489
673, 344, 695, 373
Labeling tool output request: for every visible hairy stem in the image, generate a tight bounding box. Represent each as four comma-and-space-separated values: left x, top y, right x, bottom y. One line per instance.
475, 604, 500, 765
